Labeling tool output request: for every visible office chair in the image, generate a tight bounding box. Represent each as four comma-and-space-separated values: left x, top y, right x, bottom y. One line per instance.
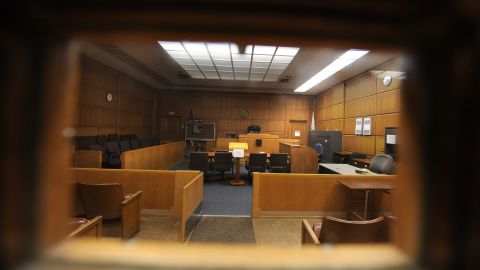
269, 153, 289, 173
107, 134, 119, 143
213, 152, 233, 180
369, 154, 394, 174
311, 216, 385, 244
77, 182, 142, 239
247, 153, 267, 176
314, 143, 323, 162
119, 140, 131, 152
105, 141, 121, 168
189, 152, 210, 172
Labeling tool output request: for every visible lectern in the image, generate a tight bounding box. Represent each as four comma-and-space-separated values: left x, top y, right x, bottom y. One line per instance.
228, 142, 249, 186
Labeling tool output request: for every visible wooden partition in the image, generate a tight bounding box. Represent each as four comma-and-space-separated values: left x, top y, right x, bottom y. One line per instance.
71, 168, 176, 210
279, 142, 318, 173
73, 150, 102, 168
171, 170, 203, 217
180, 173, 204, 241
216, 134, 300, 154
121, 141, 184, 170
252, 173, 395, 218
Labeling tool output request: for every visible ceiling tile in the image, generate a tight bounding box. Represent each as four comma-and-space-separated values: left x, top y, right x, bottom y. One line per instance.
252, 55, 273, 62
253, 45, 276, 55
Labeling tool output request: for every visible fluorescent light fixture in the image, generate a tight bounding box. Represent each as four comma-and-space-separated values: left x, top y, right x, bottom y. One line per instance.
158, 41, 300, 81
294, 49, 369, 92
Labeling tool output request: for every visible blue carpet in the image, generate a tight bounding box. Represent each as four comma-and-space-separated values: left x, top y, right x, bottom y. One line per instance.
170, 160, 252, 216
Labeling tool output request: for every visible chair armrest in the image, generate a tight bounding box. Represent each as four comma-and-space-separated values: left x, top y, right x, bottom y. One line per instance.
121, 191, 142, 239
301, 219, 320, 246
121, 191, 142, 206
68, 216, 103, 239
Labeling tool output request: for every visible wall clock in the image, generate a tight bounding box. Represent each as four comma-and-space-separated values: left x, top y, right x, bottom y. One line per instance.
383, 75, 392, 86
106, 92, 113, 102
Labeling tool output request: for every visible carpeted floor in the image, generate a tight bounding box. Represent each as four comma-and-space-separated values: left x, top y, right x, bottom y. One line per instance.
171, 159, 252, 216
189, 217, 255, 244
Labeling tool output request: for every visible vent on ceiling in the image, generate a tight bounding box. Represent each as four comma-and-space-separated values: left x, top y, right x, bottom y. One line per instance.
280, 76, 292, 83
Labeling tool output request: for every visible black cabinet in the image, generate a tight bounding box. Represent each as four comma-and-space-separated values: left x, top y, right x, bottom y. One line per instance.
308, 131, 342, 163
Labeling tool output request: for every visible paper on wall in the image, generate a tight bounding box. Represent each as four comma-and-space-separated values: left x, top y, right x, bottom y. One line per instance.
363, 117, 371, 135
294, 130, 301, 137
355, 118, 363, 135
386, 134, 396, 144
232, 149, 245, 158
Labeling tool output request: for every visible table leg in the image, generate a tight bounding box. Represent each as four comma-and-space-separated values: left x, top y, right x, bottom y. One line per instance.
364, 190, 370, 220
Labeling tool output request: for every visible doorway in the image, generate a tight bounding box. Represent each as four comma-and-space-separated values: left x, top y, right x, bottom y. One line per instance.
289, 120, 308, 145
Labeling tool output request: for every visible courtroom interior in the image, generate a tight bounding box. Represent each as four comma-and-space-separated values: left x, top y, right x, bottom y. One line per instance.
3, 1, 479, 270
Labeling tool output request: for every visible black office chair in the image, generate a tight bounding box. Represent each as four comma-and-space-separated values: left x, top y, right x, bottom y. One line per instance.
105, 141, 121, 168
247, 153, 267, 176
119, 141, 131, 152
189, 152, 210, 172
213, 152, 233, 180
369, 154, 394, 174
129, 139, 140, 149
107, 134, 119, 143
269, 153, 289, 173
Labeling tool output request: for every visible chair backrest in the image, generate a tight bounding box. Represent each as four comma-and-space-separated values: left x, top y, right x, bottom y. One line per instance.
270, 153, 288, 166
119, 140, 131, 152
249, 153, 267, 171
119, 134, 130, 141
319, 216, 385, 244
95, 135, 107, 146
107, 134, 119, 142
189, 152, 209, 171
130, 139, 140, 149
314, 143, 323, 155
350, 152, 368, 159
369, 154, 394, 174
214, 152, 233, 170
128, 134, 137, 141
106, 141, 120, 153
77, 182, 125, 220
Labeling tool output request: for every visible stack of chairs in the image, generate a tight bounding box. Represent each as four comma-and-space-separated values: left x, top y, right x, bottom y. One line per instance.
73, 133, 156, 169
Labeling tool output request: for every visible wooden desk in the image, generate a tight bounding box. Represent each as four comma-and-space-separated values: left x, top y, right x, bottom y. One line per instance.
279, 142, 317, 173
338, 178, 393, 220
319, 163, 378, 175
333, 151, 352, 163
350, 158, 373, 168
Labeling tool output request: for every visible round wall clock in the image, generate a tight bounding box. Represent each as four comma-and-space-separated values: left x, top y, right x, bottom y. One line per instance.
106, 92, 113, 102
383, 75, 392, 86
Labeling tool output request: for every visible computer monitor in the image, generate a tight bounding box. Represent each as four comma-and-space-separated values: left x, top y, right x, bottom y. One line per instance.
384, 127, 398, 160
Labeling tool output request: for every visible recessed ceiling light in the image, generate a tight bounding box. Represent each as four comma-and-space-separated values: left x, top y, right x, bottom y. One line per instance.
158, 41, 185, 51
254, 45, 276, 55
294, 49, 369, 92
275, 47, 300, 56
158, 41, 300, 82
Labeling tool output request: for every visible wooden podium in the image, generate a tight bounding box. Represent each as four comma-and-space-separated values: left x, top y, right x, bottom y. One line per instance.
228, 142, 249, 186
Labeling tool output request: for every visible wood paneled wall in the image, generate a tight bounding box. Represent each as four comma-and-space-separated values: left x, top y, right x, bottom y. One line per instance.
75, 55, 156, 139
316, 59, 402, 156
158, 91, 313, 142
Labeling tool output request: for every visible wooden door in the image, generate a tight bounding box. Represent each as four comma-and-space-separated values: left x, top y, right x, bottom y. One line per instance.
160, 116, 182, 141
289, 120, 308, 145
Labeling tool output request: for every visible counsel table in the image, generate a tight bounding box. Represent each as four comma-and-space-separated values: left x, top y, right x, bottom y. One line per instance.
337, 178, 394, 220
319, 163, 378, 175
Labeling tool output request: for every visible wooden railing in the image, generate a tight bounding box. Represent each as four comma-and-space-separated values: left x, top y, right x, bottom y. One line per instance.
121, 141, 184, 170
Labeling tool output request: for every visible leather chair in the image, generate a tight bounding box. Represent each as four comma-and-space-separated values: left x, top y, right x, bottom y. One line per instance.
119, 140, 131, 152
247, 153, 267, 176
213, 152, 233, 180
77, 182, 142, 239
107, 133, 120, 143
369, 154, 394, 174
302, 216, 385, 245
129, 139, 140, 149
105, 141, 121, 168
189, 152, 210, 172
269, 153, 289, 173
